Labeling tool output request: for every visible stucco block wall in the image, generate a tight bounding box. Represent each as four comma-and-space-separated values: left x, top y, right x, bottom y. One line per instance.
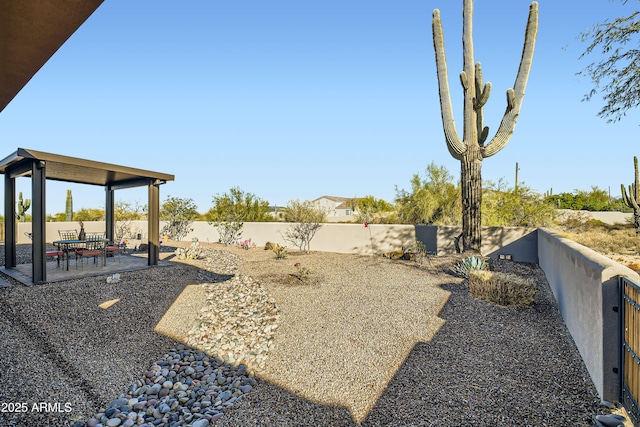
538, 228, 639, 402
436, 226, 538, 263
16, 221, 538, 262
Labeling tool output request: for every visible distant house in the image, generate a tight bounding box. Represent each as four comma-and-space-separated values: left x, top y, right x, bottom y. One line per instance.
267, 205, 285, 220
311, 196, 356, 222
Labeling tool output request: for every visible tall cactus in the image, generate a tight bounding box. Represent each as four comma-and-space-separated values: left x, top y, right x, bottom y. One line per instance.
17, 192, 31, 222
621, 156, 640, 234
432, 1, 538, 252
65, 189, 74, 221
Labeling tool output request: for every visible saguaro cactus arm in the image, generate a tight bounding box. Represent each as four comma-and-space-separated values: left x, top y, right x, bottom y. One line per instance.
482, 1, 539, 158
622, 156, 640, 210
622, 183, 640, 210
432, 9, 466, 160
474, 62, 491, 145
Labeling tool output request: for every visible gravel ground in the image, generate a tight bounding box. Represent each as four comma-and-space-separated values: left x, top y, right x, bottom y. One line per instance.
0, 243, 620, 426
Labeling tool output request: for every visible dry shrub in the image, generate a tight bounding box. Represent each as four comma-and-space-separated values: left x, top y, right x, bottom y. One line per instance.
469, 270, 536, 307
567, 227, 639, 255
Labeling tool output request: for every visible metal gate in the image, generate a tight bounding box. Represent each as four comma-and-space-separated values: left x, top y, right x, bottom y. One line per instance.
621, 276, 640, 426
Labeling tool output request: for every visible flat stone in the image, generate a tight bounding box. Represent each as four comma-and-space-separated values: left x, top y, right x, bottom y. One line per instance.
238, 384, 252, 393
147, 384, 162, 395
110, 398, 129, 409
595, 414, 626, 427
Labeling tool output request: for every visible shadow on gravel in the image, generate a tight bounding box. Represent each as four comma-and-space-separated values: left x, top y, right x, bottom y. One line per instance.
0, 245, 612, 426
0, 261, 202, 426
216, 275, 610, 427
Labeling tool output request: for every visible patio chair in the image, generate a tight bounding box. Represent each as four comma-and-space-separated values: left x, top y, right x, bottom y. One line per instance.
76, 237, 105, 269
105, 241, 121, 263
86, 231, 105, 239
46, 249, 64, 268
57, 229, 80, 264
58, 229, 78, 239
87, 232, 120, 262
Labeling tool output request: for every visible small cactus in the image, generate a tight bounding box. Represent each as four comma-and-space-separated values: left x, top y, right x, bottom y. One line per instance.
621, 156, 640, 234
65, 189, 73, 221
17, 192, 31, 222
175, 237, 204, 260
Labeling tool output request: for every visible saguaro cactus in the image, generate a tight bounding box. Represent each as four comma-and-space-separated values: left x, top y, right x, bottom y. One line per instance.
621, 156, 640, 234
17, 192, 31, 222
432, 1, 538, 252
65, 189, 73, 221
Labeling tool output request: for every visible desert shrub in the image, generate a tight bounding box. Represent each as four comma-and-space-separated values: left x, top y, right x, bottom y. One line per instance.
482, 180, 556, 227
114, 200, 146, 239
395, 162, 461, 225
555, 211, 594, 232
567, 226, 640, 255
160, 196, 199, 241
469, 270, 536, 307
282, 200, 325, 251
350, 195, 396, 224
206, 187, 270, 222
214, 221, 243, 245
290, 262, 313, 285
207, 187, 270, 245
452, 256, 489, 278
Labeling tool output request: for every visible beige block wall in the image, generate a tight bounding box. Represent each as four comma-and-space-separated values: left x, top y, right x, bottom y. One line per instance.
15, 221, 538, 262
538, 228, 639, 403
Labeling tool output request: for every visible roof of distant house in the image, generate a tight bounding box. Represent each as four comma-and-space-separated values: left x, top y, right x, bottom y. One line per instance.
312, 196, 355, 210
313, 196, 351, 203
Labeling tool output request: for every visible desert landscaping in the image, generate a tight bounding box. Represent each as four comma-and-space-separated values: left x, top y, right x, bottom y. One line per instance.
0, 239, 630, 426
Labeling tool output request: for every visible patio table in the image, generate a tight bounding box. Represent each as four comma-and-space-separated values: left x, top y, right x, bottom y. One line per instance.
52, 239, 85, 270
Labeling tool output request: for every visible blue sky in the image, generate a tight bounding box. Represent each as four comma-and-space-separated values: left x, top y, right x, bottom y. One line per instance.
1, 0, 638, 215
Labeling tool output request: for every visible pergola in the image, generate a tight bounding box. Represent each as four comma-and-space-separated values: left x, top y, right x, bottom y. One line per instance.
0, 148, 174, 283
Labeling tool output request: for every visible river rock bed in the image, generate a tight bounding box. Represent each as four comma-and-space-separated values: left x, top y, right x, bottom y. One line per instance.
76, 247, 278, 427
75, 345, 257, 427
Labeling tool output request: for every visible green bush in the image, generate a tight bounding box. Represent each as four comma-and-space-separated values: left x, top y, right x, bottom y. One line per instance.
468, 270, 536, 307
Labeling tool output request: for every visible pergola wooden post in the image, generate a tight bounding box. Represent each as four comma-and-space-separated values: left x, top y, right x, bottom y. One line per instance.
148, 181, 161, 266
4, 171, 16, 268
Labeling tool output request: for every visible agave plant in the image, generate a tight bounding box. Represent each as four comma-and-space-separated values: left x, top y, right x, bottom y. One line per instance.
452, 255, 489, 278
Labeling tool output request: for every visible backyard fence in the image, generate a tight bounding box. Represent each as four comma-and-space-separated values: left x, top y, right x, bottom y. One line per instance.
621, 276, 640, 426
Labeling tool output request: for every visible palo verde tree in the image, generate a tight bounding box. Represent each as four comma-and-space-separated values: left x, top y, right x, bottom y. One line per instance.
395, 163, 461, 226
207, 187, 270, 245
160, 196, 200, 241
348, 195, 396, 224
282, 199, 326, 252
432, 0, 538, 252
621, 156, 640, 233
578, 0, 640, 122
